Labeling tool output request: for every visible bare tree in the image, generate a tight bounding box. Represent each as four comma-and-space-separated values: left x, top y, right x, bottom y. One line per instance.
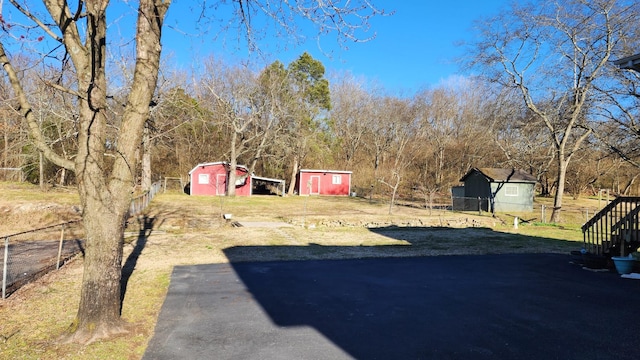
0, 0, 385, 343
373, 96, 417, 214
249, 60, 292, 175
414, 87, 468, 195
483, 87, 557, 194
0, 76, 25, 179
330, 72, 376, 169
592, 55, 640, 169
200, 59, 262, 196
153, 86, 221, 178
1, 0, 169, 342
565, 150, 621, 198
469, 0, 637, 222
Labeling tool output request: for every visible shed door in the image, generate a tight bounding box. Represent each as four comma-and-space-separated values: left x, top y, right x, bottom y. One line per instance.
216, 174, 226, 195
309, 176, 320, 195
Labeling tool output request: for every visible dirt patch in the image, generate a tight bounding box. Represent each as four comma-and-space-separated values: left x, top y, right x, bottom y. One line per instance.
0, 204, 80, 236
0, 190, 584, 359
238, 221, 294, 228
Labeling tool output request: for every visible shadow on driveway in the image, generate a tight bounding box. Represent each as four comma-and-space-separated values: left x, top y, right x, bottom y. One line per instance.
143, 252, 640, 360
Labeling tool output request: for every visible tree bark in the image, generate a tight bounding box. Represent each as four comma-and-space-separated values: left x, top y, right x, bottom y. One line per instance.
39, 151, 44, 190
287, 155, 299, 195
550, 158, 569, 223
2, 116, 7, 169
227, 131, 238, 196
67, 0, 168, 343
2, 0, 380, 345
227, 160, 238, 197
142, 122, 152, 191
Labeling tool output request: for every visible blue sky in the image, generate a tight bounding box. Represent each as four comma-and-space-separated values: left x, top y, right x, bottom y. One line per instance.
3, 1, 510, 94
159, 1, 511, 94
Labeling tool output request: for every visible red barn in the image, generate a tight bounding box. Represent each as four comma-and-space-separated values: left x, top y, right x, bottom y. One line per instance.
188, 162, 252, 196
296, 169, 352, 196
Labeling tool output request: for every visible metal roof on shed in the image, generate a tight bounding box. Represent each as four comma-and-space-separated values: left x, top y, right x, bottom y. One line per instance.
188, 161, 249, 175
460, 168, 537, 183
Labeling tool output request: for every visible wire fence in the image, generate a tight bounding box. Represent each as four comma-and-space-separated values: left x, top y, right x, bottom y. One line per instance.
1, 220, 84, 299
1, 184, 602, 299
449, 196, 601, 224
130, 181, 162, 216
1, 181, 162, 299
395, 194, 603, 225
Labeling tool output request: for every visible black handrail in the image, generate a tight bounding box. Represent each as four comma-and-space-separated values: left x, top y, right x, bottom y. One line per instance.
582, 197, 640, 256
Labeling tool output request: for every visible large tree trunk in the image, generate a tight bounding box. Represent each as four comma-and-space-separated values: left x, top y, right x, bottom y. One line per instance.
227, 161, 238, 196
2, 116, 7, 169
66, 0, 169, 343
550, 158, 568, 223
71, 186, 130, 342
142, 122, 152, 191
39, 151, 44, 190
64, 2, 125, 342
388, 173, 400, 215
287, 155, 299, 195
59, 168, 67, 186
227, 132, 238, 196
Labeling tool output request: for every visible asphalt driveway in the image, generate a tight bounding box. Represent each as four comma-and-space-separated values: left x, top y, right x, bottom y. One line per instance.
143, 254, 640, 360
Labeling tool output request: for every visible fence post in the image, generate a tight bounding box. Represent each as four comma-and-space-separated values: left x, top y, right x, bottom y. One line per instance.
2, 236, 8, 299
57, 223, 65, 270
478, 197, 482, 215
541, 205, 545, 224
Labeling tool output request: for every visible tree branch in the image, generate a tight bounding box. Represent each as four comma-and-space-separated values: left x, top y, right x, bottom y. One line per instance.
0, 41, 74, 170
8, 0, 63, 42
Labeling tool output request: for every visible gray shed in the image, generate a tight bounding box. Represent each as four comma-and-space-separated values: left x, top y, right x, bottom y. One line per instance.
458, 168, 537, 212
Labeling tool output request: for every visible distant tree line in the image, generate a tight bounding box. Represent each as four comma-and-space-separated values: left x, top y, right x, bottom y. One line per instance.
2, 0, 636, 344
2, 52, 639, 203
1, 1, 639, 218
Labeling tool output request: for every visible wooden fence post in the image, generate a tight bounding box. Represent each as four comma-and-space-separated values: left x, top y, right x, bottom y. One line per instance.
56, 224, 65, 270
2, 236, 8, 299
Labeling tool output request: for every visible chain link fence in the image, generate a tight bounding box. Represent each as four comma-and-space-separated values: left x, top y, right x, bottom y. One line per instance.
449, 196, 599, 224
2, 220, 84, 299
393, 193, 603, 225
1, 181, 162, 299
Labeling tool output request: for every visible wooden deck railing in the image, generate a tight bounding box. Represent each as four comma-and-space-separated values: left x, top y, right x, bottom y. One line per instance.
582, 197, 640, 256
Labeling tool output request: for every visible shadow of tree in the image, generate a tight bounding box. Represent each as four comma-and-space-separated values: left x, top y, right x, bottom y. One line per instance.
73, 238, 85, 257
213, 225, 636, 359
120, 215, 161, 310
223, 226, 581, 263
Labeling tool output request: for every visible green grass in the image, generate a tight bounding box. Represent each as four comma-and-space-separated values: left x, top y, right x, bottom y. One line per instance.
0, 181, 79, 204
0, 187, 593, 359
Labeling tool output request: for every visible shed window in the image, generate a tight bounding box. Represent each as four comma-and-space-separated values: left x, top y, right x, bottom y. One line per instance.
198, 173, 209, 185
505, 185, 518, 196
332, 174, 342, 185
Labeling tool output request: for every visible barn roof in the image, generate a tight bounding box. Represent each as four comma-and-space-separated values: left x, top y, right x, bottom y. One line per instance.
461, 168, 537, 183
252, 175, 285, 184
299, 169, 352, 174
188, 161, 249, 175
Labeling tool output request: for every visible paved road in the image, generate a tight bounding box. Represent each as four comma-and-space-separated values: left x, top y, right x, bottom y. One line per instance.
143, 254, 640, 360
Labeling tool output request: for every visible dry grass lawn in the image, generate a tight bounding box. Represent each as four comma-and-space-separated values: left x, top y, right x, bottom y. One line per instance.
0, 183, 591, 359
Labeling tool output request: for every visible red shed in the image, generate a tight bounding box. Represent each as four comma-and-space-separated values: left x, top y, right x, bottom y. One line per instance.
188, 162, 252, 196
296, 169, 352, 196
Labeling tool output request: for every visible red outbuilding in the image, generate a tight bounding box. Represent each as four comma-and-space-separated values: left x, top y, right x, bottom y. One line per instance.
188, 161, 286, 196
188, 162, 252, 196
296, 169, 352, 196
